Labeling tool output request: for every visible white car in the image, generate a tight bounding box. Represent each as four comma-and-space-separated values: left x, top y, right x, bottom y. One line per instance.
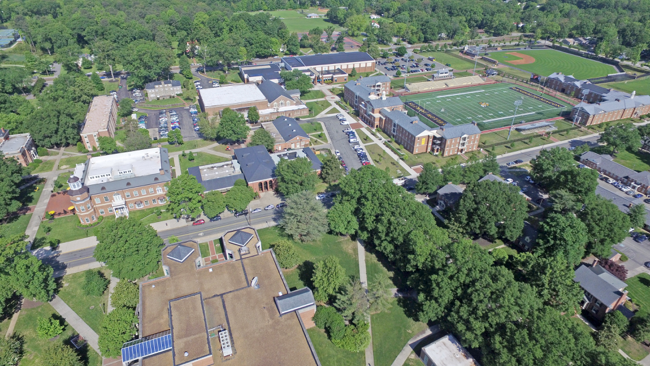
316, 193, 326, 200
607, 178, 615, 184
264, 205, 275, 210
505, 178, 514, 184
349, 138, 358, 143
251, 208, 262, 213
335, 150, 341, 156
353, 145, 362, 150
340, 120, 348, 125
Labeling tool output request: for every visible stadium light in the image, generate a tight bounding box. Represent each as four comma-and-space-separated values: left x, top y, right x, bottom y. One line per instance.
507, 100, 523, 140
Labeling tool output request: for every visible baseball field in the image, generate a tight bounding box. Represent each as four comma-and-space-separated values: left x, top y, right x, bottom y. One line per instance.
489, 49, 617, 79
263, 9, 342, 33
400, 83, 570, 131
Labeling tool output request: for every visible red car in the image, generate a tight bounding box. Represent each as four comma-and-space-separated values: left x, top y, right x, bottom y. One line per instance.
192, 219, 205, 226
362, 161, 371, 166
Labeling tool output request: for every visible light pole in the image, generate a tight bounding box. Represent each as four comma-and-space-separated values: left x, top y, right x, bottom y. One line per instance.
507, 99, 523, 140
472, 45, 483, 76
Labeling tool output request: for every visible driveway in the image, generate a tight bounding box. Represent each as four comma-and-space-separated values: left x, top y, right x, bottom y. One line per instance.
308, 116, 363, 170
614, 236, 650, 278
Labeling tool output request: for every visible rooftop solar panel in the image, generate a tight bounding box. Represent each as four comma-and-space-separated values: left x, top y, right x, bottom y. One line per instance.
121, 333, 172, 363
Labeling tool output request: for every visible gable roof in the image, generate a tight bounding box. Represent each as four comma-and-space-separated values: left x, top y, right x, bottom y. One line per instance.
437, 183, 464, 195
272, 117, 309, 141
300, 147, 322, 171
630, 171, 650, 186
367, 96, 403, 110
234, 145, 276, 183
381, 109, 432, 136
257, 79, 292, 103
145, 80, 181, 89
479, 173, 506, 183
274, 287, 315, 315
437, 123, 481, 139
282, 52, 374, 68
574, 264, 627, 305
580, 151, 636, 178
574, 95, 650, 115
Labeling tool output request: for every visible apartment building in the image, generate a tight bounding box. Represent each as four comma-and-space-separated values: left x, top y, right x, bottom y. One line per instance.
571, 93, 650, 126
145, 80, 182, 101
343, 76, 403, 128
262, 116, 310, 151
547, 72, 630, 103
0, 128, 37, 166
66, 148, 172, 224
198, 80, 308, 121
81, 95, 117, 150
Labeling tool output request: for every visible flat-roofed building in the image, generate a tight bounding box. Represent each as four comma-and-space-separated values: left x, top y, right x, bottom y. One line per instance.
240, 63, 283, 84
66, 147, 172, 224
419, 334, 480, 366
145, 80, 182, 101
198, 80, 308, 121
282, 52, 375, 74
0, 128, 37, 166
81, 95, 117, 150
125, 237, 320, 366
262, 116, 310, 151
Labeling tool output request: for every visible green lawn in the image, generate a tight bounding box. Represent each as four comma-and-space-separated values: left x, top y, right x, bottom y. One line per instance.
257, 227, 359, 291
613, 149, 650, 172
263, 9, 343, 33
164, 139, 213, 153
366, 143, 407, 178
306, 100, 332, 117
301, 121, 324, 134
310, 131, 329, 143
179, 152, 228, 172
58, 155, 88, 170
489, 49, 616, 79
356, 129, 372, 143
372, 298, 428, 366
53, 172, 73, 193
31, 159, 55, 173
102, 81, 119, 95
302, 89, 326, 100
626, 273, 650, 313
57, 268, 112, 333
0, 213, 31, 238
621, 335, 649, 361
199, 242, 210, 257
127, 205, 174, 225
602, 77, 650, 95
140, 97, 184, 107
499, 67, 535, 79
13, 303, 102, 366
34, 215, 100, 248
307, 328, 365, 366
19, 181, 45, 206
331, 87, 344, 98
203, 70, 243, 83
418, 51, 477, 70
404, 352, 424, 366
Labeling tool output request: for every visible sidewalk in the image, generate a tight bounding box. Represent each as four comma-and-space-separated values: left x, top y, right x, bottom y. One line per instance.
106, 276, 119, 313
390, 325, 440, 366
50, 295, 101, 354
360, 126, 417, 176
357, 240, 375, 366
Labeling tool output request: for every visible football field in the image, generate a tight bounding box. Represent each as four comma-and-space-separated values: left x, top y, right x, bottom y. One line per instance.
400, 83, 570, 130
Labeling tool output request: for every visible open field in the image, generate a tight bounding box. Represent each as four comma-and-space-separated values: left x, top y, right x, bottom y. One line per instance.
179, 152, 228, 172
627, 273, 650, 314
614, 149, 650, 172
34, 215, 100, 248
0, 213, 31, 238
301, 89, 326, 100
57, 268, 112, 333
365, 143, 407, 178
306, 100, 331, 117
401, 83, 569, 130
262, 9, 343, 33
418, 51, 477, 70
602, 77, 650, 96
307, 328, 365, 366
489, 49, 616, 79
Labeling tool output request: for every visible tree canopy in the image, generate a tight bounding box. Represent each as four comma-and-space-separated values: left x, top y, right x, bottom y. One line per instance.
280, 190, 328, 242
537, 212, 588, 265
224, 179, 255, 212
248, 128, 275, 151
202, 191, 226, 218
216, 108, 249, 142
280, 69, 313, 95
531, 147, 575, 188
0, 155, 23, 219
275, 157, 319, 196
599, 123, 641, 154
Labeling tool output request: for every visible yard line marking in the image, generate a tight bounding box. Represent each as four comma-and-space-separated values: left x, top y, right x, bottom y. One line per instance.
436, 89, 486, 98
481, 111, 537, 123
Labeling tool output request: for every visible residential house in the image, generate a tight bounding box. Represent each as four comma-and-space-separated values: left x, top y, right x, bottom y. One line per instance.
574, 261, 628, 322
240, 63, 283, 84
262, 117, 310, 152
66, 148, 172, 224
419, 334, 480, 366
121, 237, 320, 366
81, 95, 117, 150
145, 80, 182, 101
198, 80, 308, 121
517, 221, 538, 251
0, 128, 37, 166
436, 183, 465, 210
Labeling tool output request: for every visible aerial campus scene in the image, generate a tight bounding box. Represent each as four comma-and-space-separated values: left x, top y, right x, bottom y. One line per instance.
2, 1, 650, 366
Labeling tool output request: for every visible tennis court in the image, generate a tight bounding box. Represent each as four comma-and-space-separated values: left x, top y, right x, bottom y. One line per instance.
400, 83, 570, 130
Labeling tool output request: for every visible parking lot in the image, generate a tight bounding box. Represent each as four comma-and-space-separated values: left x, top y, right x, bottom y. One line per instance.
303, 116, 364, 170
375, 55, 448, 78
143, 107, 199, 141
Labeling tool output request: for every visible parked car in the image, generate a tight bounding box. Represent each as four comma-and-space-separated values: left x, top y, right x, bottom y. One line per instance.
251, 208, 262, 213
514, 159, 524, 164
335, 150, 341, 156
234, 210, 249, 217
192, 219, 205, 225
635, 234, 648, 243
276, 202, 286, 209
265, 205, 275, 210
505, 178, 514, 183
210, 215, 222, 222
635, 194, 644, 198
644, 199, 650, 204
349, 138, 358, 143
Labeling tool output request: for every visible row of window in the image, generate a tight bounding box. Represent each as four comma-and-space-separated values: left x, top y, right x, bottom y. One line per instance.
97, 198, 165, 215
95, 187, 165, 203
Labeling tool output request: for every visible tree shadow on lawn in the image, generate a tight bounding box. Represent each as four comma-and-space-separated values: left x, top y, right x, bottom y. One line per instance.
363, 243, 409, 289
639, 276, 650, 288
297, 260, 315, 290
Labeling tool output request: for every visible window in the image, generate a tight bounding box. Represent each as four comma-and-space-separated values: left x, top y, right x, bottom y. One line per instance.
159, 198, 166, 204
136, 202, 144, 209
128, 203, 134, 209
79, 206, 85, 212
145, 200, 149, 206
149, 187, 154, 194
104, 196, 109, 202
91, 215, 96, 221
164, 187, 168, 191
95, 198, 101, 204
86, 204, 91, 210
141, 189, 146, 195
99, 209, 105, 215
85, 218, 90, 223
133, 191, 139, 197
108, 207, 113, 213
156, 187, 163, 194
152, 199, 157, 204
125, 192, 131, 198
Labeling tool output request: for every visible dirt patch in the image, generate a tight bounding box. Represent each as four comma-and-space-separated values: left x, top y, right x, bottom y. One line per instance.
504, 52, 536, 65
349, 122, 364, 130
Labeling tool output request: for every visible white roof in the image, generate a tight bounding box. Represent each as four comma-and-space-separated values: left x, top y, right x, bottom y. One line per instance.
84, 148, 162, 185
420, 335, 480, 366
199, 84, 266, 108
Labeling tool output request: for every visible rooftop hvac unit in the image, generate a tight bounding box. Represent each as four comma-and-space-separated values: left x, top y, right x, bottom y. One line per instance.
219, 330, 233, 357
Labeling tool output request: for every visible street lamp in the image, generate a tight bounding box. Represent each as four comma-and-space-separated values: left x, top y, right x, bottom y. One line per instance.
472, 46, 483, 76
507, 99, 523, 140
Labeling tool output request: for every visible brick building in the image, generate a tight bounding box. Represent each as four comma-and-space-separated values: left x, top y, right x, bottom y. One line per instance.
436, 123, 482, 157
343, 75, 403, 128
67, 147, 172, 224
581, 151, 650, 195
240, 63, 283, 84
574, 261, 628, 323
81, 95, 117, 150
282, 52, 375, 76
0, 128, 37, 166
262, 117, 310, 152
198, 80, 308, 121
547, 72, 630, 103
571, 93, 650, 126
379, 110, 437, 154
145, 80, 182, 101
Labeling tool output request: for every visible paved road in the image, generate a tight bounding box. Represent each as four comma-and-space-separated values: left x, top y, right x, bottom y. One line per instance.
496, 134, 600, 165
313, 116, 363, 170
42, 247, 97, 273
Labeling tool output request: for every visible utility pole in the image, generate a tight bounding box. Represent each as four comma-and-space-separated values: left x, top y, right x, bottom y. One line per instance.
507, 100, 523, 140
472, 45, 482, 76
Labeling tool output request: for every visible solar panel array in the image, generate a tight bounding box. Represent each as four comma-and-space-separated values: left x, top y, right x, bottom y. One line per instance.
121, 334, 172, 363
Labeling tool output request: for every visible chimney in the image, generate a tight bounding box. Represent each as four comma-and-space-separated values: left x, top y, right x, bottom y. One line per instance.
412, 120, 417, 124
631, 91, 636, 99
592, 258, 599, 267
160, 169, 165, 175
472, 121, 478, 126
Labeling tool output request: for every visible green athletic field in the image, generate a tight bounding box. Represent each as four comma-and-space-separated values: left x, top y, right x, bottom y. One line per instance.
262, 9, 343, 33
601, 77, 650, 96
489, 49, 617, 80
400, 83, 570, 131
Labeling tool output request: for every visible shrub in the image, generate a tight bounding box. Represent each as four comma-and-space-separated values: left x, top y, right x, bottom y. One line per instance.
331, 321, 371, 352
83, 270, 109, 297
37, 147, 49, 156
110, 280, 140, 309
32, 159, 42, 164
169, 235, 179, 243
76, 142, 88, 153
314, 306, 339, 329
270, 241, 300, 269
37, 316, 64, 339
43, 226, 52, 234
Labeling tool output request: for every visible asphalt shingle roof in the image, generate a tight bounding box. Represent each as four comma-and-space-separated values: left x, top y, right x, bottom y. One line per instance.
301, 147, 322, 171
574, 264, 627, 305
166, 244, 195, 263
282, 52, 374, 68
595, 186, 650, 226
229, 230, 255, 246
234, 145, 276, 183
274, 287, 315, 315
437, 183, 464, 194
240, 63, 282, 81
581, 151, 636, 179
367, 97, 403, 110
272, 117, 309, 142
381, 109, 431, 136
257, 79, 292, 103
437, 123, 481, 139
145, 80, 181, 89
574, 95, 650, 115
187, 166, 243, 192
478, 174, 505, 183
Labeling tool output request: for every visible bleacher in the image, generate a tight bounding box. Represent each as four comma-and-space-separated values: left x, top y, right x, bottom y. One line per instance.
406, 76, 485, 93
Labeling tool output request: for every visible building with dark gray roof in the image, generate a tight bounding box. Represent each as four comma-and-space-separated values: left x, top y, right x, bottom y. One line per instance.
436, 183, 465, 209
282, 52, 375, 73
240, 63, 283, 84
145, 80, 182, 101
261, 117, 311, 152
571, 92, 650, 126
275, 287, 315, 316
0, 128, 37, 167
574, 262, 628, 322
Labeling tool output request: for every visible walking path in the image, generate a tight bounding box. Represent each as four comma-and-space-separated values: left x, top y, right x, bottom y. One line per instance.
49, 295, 101, 354
172, 155, 181, 177
358, 126, 417, 176
4, 305, 21, 339
390, 325, 440, 366
357, 240, 375, 366
106, 276, 119, 313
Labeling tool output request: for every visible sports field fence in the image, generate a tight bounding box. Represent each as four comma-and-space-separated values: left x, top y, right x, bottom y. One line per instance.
480, 125, 581, 148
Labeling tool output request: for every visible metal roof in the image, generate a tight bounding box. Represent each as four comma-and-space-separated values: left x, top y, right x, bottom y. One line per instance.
272, 117, 309, 142
240, 63, 283, 81
121, 331, 172, 363
282, 52, 374, 69
274, 287, 315, 315
574, 264, 627, 305
167, 244, 195, 263
229, 230, 254, 246
234, 145, 276, 183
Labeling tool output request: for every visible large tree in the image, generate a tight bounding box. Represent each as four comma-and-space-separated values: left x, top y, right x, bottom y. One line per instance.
628, 203, 647, 228
248, 128, 275, 151
453, 180, 528, 241
312, 256, 347, 302
599, 123, 641, 155
216, 108, 249, 142
202, 191, 226, 218
110, 280, 140, 310
327, 201, 359, 236
554, 167, 599, 199
280, 190, 328, 242
0, 334, 22, 366
531, 147, 575, 188
416, 162, 443, 194
98, 307, 138, 358
41, 343, 83, 366
275, 157, 319, 196
579, 195, 631, 257
247, 106, 259, 124
320, 154, 344, 184
166, 174, 205, 219
118, 98, 133, 118
98, 136, 117, 154
121, 40, 174, 87
280, 69, 313, 95
224, 179, 255, 212
334, 274, 392, 323
516, 254, 583, 312
536, 212, 589, 265
0, 155, 23, 219
94, 218, 164, 280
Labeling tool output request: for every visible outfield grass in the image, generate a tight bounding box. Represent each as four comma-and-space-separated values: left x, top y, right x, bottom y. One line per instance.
307, 328, 365, 366
301, 121, 324, 134
613, 149, 650, 172
365, 143, 407, 178
418, 51, 477, 70
14, 303, 102, 366
0, 213, 31, 238
57, 268, 112, 333
301, 89, 326, 100
179, 152, 229, 172
401, 83, 570, 130
264, 9, 343, 33
626, 273, 650, 313
306, 100, 331, 117
489, 49, 616, 79
602, 77, 650, 96
257, 227, 359, 290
